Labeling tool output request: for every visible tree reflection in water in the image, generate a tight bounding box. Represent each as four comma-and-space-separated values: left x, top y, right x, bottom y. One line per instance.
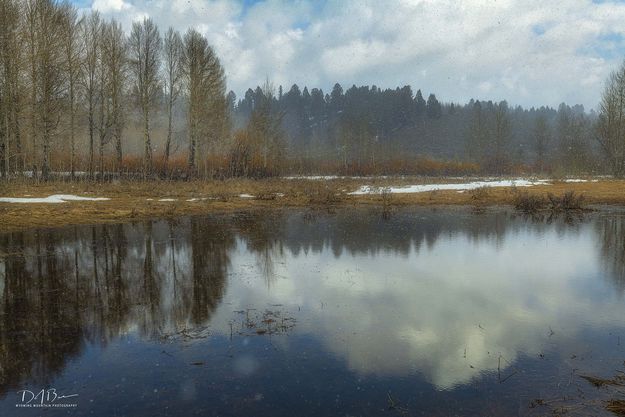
1, 208, 625, 399
0, 216, 234, 396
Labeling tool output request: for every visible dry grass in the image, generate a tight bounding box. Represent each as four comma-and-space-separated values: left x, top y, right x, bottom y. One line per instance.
606, 400, 625, 416
547, 190, 586, 211
514, 192, 547, 213
1, 177, 625, 232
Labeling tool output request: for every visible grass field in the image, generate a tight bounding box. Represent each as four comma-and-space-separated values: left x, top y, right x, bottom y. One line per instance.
1, 177, 624, 232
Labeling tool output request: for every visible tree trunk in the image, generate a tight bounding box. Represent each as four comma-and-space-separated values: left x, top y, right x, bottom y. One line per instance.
3, 109, 9, 179
164, 95, 173, 171
143, 105, 152, 179
13, 104, 22, 171
88, 100, 94, 179
115, 132, 122, 175
42, 127, 50, 182
187, 112, 196, 177
70, 81, 75, 179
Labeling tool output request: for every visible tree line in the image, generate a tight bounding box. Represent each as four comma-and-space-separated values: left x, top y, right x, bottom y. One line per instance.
231, 84, 600, 176
2, 0, 625, 180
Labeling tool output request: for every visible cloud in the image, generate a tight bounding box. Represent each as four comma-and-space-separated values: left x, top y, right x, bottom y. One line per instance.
87, 0, 625, 108
91, 0, 131, 13
204, 220, 621, 389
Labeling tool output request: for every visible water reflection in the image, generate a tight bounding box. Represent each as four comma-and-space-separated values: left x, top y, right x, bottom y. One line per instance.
1, 208, 625, 407
596, 213, 625, 291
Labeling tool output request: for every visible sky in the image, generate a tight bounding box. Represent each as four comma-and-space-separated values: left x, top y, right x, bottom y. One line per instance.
71, 0, 625, 109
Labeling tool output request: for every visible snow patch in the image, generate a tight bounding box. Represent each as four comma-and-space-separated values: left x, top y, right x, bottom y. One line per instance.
284, 175, 341, 180
0, 194, 110, 203
158, 198, 177, 202
562, 178, 598, 183
284, 175, 390, 180
239, 194, 255, 198
349, 179, 550, 195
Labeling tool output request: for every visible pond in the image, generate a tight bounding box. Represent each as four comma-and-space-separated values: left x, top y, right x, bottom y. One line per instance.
1, 208, 625, 416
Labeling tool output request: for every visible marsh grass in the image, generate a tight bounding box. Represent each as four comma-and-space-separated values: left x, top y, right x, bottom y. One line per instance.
381, 187, 393, 219
606, 400, 625, 416
547, 190, 586, 211
0, 178, 620, 232
513, 192, 547, 213
470, 186, 490, 201
514, 190, 587, 214
304, 182, 343, 205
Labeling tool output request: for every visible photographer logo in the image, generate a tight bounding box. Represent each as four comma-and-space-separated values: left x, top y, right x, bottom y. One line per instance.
16, 388, 78, 408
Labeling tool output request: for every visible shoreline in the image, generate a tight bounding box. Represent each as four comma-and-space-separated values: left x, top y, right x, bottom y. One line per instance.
1, 177, 625, 232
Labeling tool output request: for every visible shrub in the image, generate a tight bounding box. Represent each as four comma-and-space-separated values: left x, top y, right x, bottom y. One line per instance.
381, 187, 393, 219
305, 182, 342, 205
547, 191, 585, 211
514, 192, 546, 213
470, 186, 490, 201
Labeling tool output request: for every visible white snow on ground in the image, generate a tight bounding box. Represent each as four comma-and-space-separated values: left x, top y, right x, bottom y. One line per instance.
562, 178, 598, 183
284, 175, 391, 180
0, 194, 110, 203
239, 194, 255, 198
348, 179, 551, 195
158, 198, 177, 202
284, 175, 341, 180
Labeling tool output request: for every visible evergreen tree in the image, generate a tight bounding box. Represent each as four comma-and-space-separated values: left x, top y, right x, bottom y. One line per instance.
426, 94, 442, 119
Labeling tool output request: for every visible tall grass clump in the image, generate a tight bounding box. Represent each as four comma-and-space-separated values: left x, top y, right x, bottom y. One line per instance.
513, 192, 546, 213
547, 191, 585, 211
514, 190, 586, 213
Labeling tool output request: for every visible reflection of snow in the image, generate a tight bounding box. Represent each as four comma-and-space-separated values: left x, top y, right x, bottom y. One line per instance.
349, 179, 550, 195
0, 194, 109, 203
206, 222, 622, 390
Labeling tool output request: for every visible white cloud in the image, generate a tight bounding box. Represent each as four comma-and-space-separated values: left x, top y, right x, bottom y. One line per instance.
203, 222, 621, 389
89, 0, 625, 109
91, 0, 131, 13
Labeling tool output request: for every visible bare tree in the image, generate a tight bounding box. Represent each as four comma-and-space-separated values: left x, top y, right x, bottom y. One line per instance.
59, 0, 82, 178
245, 79, 285, 176
597, 60, 625, 177
101, 19, 127, 175
163, 27, 183, 170
0, 0, 23, 177
129, 17, 161, 178
466, 100, 490, 164
96, 21, 111, 179
533, 114, 550, 173
559, 105, 592, 173
29, 0, 66, 181
182, 29, 226, 177
25, 0, 39, 174
82, 11, 101, 179
491, 101, 511, 174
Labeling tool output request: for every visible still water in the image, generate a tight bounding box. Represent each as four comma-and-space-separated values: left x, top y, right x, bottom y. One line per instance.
1, 208, 625, 416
